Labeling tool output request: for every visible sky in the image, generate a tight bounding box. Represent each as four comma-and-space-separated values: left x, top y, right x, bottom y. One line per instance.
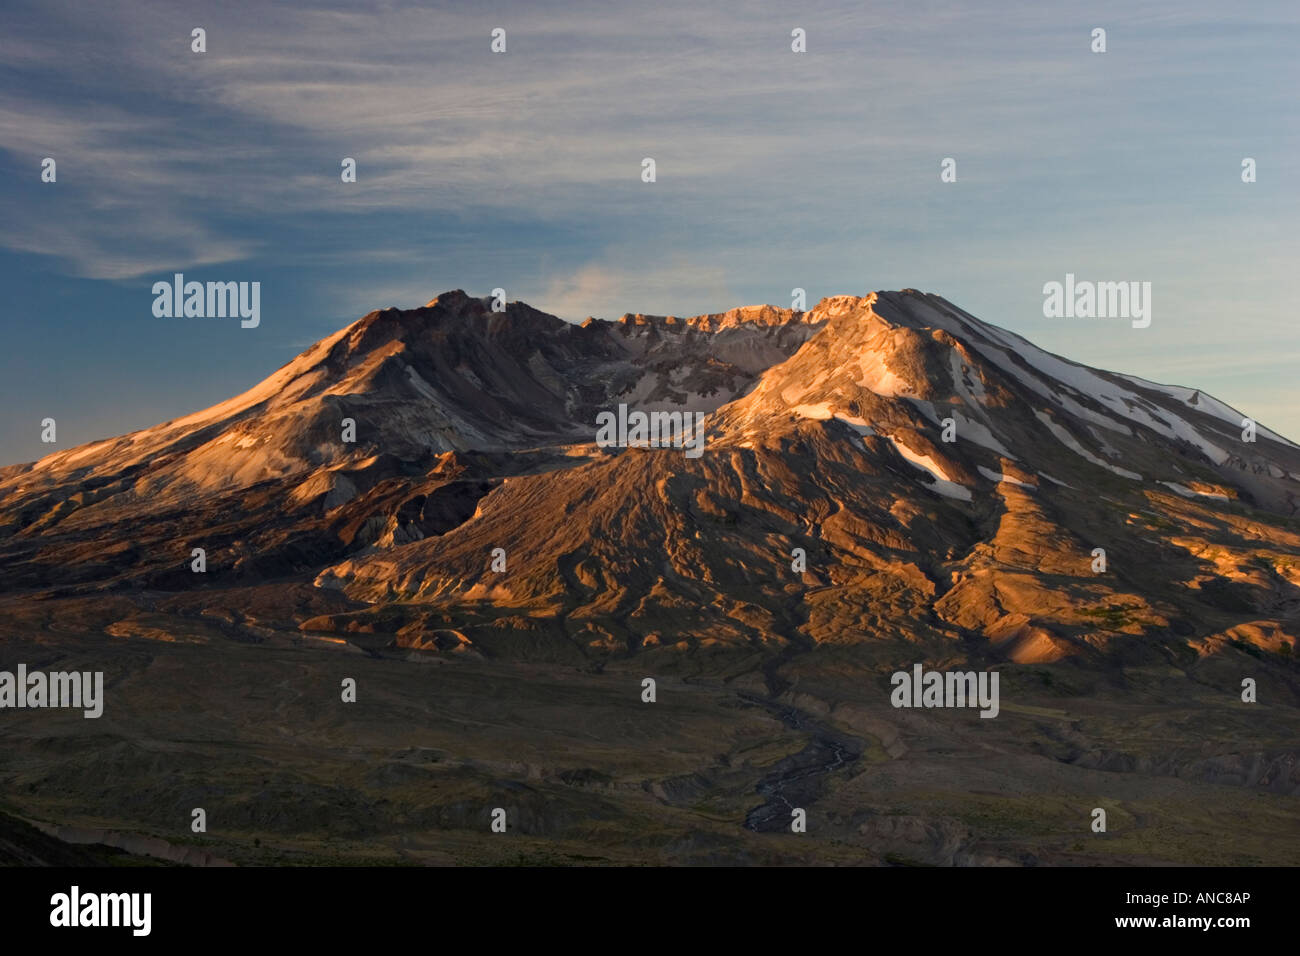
1, 0, 1297, 465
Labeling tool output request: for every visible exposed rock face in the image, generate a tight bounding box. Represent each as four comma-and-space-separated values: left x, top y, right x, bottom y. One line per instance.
1, 288, 1298, 672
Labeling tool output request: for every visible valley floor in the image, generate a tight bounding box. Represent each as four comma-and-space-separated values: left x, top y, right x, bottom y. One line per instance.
2, 615, 1297, 866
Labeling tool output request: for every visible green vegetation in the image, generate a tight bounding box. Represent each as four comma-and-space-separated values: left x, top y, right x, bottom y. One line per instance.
1080, 603, 1145, 629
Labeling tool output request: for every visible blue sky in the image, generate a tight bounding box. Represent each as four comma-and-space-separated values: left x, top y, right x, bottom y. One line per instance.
2, 0, 1297, 465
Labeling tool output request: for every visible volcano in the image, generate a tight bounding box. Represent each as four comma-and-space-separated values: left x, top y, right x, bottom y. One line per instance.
4, 288, 1297, 665
3, 288, 1298, 866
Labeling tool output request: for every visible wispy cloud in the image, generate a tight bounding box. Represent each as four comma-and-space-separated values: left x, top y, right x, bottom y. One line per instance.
12, 0, 1290, 278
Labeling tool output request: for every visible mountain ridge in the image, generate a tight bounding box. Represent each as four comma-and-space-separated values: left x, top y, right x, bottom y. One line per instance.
6, 287, 1296, 479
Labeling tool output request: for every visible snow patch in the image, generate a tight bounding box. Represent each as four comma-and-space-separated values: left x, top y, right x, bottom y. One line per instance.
948, 410, 1014, 457
1159, 481, 1230, 502
884, 435, 972, 500
948, 349, 988, 406
902, 400, 1011, 458
1033, 410, 1142, 480
792, 402, 834, 420
833, 413, 874, 435
977, 466, 1034, 489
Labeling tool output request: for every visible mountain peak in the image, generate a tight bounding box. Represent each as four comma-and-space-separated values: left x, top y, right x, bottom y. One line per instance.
422, 289, 489, 313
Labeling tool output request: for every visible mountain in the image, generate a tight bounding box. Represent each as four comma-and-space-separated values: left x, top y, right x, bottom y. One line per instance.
5, 286, 1300, 867
1, 289, 1298, 671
